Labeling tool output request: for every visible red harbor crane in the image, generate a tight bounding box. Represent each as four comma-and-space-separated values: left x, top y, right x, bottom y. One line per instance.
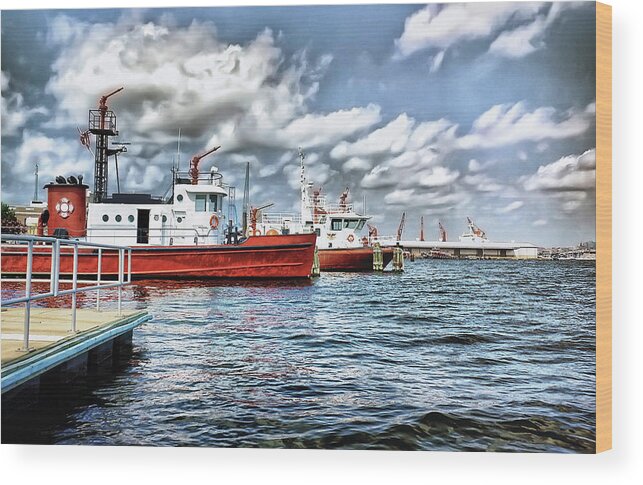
396, 212, 406, 241
189, 146, 220, 185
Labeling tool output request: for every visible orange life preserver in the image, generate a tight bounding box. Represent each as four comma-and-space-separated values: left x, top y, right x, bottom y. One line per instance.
209, 214, 220, 230
347, 234, 355, 243
266, 228, 279, 236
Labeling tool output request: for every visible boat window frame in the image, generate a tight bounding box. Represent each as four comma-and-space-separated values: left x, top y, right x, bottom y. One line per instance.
208, 194, 218, 212
195, 194, 207, 212
331, 218, 342, 231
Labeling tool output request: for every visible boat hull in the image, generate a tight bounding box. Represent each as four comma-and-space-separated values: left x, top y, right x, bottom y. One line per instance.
0, 234, 317, 279
318, 247, 394, 272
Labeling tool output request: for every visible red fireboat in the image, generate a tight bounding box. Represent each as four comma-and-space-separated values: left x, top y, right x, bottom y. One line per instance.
1, 88, 316, 279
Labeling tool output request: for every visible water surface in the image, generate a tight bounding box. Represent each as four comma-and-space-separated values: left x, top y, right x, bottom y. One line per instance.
1, 260, 596, 452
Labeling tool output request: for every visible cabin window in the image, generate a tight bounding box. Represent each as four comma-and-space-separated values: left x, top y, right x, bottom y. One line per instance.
102, 214, 109, 222
177, 217, 183, 223
319, 216, 327, 224
162, 215, 167, 223
357, 220, 365, 230
331, 219, 342, 231
154, 215, 159, 221
346, 219, 359, 229
128, 215, 135, 223
208, 194, 218, 212
195, 194, 207, 212
177, 194, 183, 202
115, 215, 122, 222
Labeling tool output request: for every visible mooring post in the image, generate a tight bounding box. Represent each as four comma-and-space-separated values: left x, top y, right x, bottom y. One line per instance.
311, 247, 320, 277
373, 242, 383, 271
392, 246, 404, 272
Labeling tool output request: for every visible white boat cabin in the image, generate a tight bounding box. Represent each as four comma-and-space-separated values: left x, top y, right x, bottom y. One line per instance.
86, 169, 229, 246
257, 151, 371, 250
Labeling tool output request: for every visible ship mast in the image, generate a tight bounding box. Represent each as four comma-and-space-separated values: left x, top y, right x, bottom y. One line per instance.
89, 87, 123, 202
299, 147, 312, 223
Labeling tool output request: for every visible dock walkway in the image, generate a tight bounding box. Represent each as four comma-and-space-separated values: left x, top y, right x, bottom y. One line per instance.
1, 308, 150, 394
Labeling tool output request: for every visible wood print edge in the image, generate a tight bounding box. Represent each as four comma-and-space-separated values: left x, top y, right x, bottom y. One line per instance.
595, 0, 612, 454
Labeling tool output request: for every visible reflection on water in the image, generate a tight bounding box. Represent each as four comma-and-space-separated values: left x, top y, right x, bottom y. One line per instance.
1, 260, 596, 452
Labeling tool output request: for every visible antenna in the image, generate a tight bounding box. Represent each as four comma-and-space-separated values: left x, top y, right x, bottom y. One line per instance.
242, 162, 250, 235
176, 128, 181, 171
32, 163, 40, 203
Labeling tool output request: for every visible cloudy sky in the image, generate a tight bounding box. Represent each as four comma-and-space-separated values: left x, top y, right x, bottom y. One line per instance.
1, 2, 597, 246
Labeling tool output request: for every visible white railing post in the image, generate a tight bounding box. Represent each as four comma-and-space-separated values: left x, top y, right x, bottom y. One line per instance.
96, 247, 102, 310
21, 240, 34, 351
71, 243, 78, 333
49, 240, 56, 295
53, 239, 60, 296
127, 248, 132, 283
118, 248, 123, 315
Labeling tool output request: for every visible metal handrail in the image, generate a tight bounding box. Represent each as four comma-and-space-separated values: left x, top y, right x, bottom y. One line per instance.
1, 234, 132, 352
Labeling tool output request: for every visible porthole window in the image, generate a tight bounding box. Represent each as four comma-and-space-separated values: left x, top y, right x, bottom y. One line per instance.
102, 214, 109, 222
154, 214, 159, 221
128, 215, 134, 223
115, 215, 122, 222
162, 215, 167, 223
177, 194, 183, 202
177, 217, 183, 223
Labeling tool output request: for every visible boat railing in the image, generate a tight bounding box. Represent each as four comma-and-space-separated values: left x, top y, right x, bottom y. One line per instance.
324, 203, 355, 214
260, 212, 302, 225
175, 170, 224, 186
0, 234, 133, 353
85, 226, 226, 245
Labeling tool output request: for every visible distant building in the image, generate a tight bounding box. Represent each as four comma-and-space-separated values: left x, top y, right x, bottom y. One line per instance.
7, 201, 47, 234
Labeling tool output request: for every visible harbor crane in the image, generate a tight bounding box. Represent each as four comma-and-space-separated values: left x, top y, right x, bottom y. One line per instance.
466, 217, 486, 239
419, 216, 425, 241
396, 212, 406, 241
189, 146, 220, 185
438, 221, 448, 242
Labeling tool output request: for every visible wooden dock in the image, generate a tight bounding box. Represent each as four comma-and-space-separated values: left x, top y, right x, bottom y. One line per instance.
1, 307, 151, 396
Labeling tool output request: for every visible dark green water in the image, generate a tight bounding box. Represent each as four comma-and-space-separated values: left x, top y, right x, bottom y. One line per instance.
1, 259, 596, 452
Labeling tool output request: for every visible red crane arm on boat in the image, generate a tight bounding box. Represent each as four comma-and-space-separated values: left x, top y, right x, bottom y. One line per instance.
189, 146, 221, 185
99, 87, 124, 110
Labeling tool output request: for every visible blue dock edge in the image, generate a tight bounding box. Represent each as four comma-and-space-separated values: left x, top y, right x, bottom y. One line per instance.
1, 311, 152, 394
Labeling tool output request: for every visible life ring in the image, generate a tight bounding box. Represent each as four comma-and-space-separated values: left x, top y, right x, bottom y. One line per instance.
55, 197, 75, 219
347, 234, 355, 243
266, 229, 279, 236
247, 228, 262, 237
209, 214, 220, 230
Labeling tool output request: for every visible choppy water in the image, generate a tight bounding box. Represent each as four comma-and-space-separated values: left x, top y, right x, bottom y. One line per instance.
2, 260, 596, 452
